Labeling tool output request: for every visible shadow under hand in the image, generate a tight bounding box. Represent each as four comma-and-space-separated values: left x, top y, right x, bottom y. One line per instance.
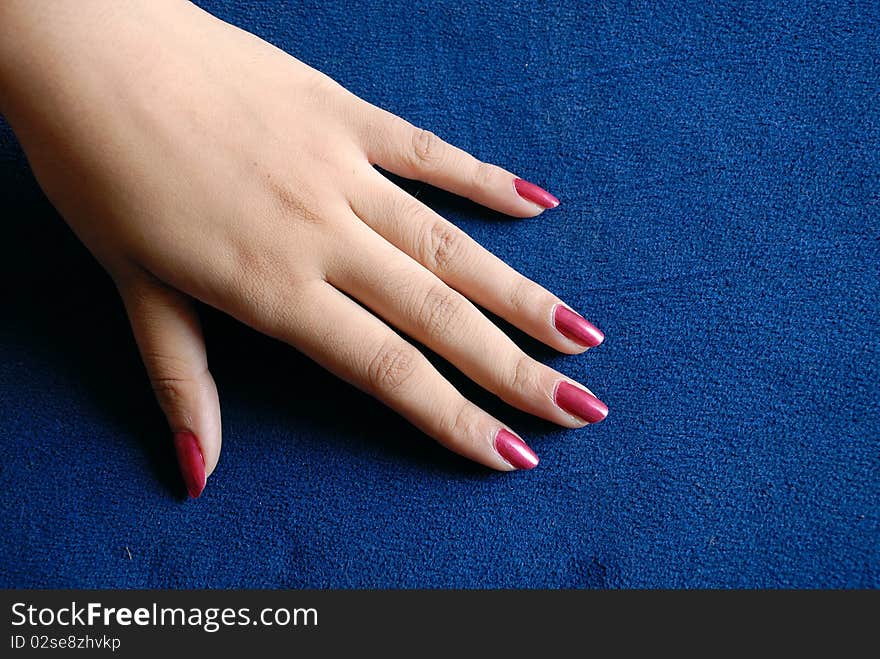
0, 142, 189, 495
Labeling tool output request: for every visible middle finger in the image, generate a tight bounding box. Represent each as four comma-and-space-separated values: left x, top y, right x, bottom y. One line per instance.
348, 164, 605, 354
328, 221, 608, 427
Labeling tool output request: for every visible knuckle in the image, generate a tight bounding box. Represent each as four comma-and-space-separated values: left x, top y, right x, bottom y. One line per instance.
296, 70, 355, 118
416, 283, 467, 338
145, 354, 206, 417
410, 128, 443, 170
508, 277, 541, 314
510, 353, 539, 395
150, 376, 190, 414
472, 162, 496, 189
142, 351, 202, 384
366, 340, 420, 394
425, 220, 466, 273
441, 399, 477, 441
305, 70, 342, 96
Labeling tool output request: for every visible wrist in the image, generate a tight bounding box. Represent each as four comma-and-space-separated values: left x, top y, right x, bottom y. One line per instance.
0, 1, 184, 126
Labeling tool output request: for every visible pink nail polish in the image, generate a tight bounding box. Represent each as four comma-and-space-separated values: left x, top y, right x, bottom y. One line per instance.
173, 431, 206, 498
494, 429, 539, 470
554, 305, 604, 348
514, 178, 559, 209
555, 382, 608, 424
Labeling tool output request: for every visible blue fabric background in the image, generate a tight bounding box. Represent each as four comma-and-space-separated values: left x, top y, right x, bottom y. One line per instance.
1, 0, 877, 588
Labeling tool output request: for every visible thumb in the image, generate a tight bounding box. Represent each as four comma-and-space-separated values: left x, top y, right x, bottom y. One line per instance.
118, 273, 221, 498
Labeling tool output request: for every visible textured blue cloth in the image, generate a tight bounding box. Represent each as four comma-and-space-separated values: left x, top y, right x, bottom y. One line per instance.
1, 0, 877, 588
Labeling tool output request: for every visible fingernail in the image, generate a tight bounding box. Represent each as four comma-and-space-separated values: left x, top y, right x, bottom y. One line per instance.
514, 178, 559, 209
555, 382, 608, 424
494, 429, 539, 470
173, 431, 206, 498
554, 305, 604, 348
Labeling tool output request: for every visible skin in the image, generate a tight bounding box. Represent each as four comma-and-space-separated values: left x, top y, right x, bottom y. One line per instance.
0, 0, 604, 487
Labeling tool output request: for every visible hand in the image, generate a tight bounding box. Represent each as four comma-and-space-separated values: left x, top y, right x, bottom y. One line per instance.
0, 0, 607, 497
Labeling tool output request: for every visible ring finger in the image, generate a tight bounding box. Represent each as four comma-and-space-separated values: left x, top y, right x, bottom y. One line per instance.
328, 221, 608, 427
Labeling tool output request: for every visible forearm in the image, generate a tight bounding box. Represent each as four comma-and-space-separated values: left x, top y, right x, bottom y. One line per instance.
0, 1, 189, 125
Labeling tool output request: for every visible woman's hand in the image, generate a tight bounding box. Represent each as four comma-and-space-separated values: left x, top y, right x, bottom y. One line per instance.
0, 0, 607, 497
